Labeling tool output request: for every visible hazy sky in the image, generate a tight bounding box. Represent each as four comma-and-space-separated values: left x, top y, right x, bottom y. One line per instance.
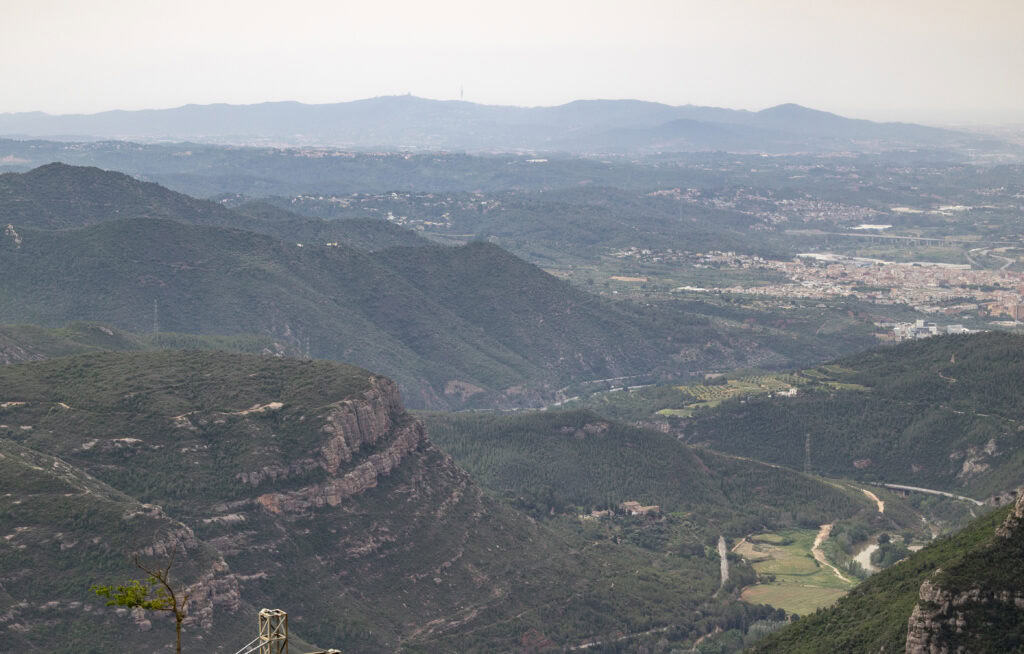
3, 0, 1023, 124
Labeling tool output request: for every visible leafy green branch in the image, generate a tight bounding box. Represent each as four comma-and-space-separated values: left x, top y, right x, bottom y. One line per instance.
92, 545, 191, 654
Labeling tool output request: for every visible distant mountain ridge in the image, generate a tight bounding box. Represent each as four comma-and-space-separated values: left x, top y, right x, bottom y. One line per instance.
0, 95, 976, 153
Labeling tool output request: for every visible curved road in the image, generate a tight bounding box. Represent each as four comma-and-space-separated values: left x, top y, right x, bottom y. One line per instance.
968, 247, 1015, 270
859, 487, 885, 513
878, 483, 985, 506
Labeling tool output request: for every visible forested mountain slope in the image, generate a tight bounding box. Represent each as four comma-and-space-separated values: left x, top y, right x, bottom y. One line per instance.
685, 333, 1024, 498
0, 162, 243, 229
0, 436, 270, 653
0, 210, 792, 409
0, 322, 298, 365
1, 163, 842, 409
0, 163, 426, 250
0, 351, 778, 652
423, 410, 910, 539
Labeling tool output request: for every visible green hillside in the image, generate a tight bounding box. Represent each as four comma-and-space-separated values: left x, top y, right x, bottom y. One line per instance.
0, 162, 244, 230
0, 162, 427, 250
753, 493, 1024, 653
0, 322, 299, 365
0, 351, 786, 653
423, 410, 914, 539
0, 437, 271, 653
0, 212, 780, 410
0, 323, 145, 363
682, 333, 1024, 497
231, 199, 430, 250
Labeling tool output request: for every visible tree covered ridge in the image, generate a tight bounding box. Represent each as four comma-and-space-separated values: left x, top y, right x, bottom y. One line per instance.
685, 332, 1024, 497
0, 213, 785, 410
423, 409, 899, 539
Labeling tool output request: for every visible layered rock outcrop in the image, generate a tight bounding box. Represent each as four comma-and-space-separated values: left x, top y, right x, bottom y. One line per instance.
225, 377, 428, 515
256, 421, 424, 514
905, 491, 1024, 654
235, 377, 404, 486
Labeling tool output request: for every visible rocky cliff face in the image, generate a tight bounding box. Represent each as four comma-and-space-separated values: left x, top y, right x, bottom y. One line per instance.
228, 378, 431, 514
190, 375, 505, 650
995, 490, 1024, 538
905, 491, 1024, 654
0, 352, 542, 652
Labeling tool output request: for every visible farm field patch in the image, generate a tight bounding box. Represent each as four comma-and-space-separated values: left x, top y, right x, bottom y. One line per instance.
655, 374, 803, 417
736, 529, 855, 616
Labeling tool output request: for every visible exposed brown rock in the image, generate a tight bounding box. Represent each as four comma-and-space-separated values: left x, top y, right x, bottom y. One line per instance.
255, 421, 424, 515
905, 491, 1024, 654
236, 377, 402, 486
905, 579, 1024, 654
184, 559, 242, 631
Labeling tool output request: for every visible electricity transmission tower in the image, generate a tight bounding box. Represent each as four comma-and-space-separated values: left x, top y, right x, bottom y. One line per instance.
233, 609, 288, 654
233, 608, 341, 654
258, 609, 288, 654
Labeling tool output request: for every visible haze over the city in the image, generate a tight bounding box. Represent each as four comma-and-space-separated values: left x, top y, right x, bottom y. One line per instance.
3, 0, 1023, 125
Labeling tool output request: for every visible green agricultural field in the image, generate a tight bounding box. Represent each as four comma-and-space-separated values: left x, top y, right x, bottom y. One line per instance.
656, 374, 804, 416
741, 585, 849, 618
656, 407, 696, 417
819, 364, 856, 375
736, 529, 855, 616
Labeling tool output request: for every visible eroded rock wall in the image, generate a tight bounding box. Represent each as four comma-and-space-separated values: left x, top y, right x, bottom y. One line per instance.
905, 491, 1024, 654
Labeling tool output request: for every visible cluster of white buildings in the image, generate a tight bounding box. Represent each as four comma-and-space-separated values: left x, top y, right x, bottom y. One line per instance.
884, 320, 980, 342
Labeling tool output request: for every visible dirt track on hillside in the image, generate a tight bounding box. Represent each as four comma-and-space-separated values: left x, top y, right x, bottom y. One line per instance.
860, 487, 885, 513
812, 524, 852, 583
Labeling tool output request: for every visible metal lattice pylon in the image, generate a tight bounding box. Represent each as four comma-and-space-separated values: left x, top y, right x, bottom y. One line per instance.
258, 608, 288, 654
